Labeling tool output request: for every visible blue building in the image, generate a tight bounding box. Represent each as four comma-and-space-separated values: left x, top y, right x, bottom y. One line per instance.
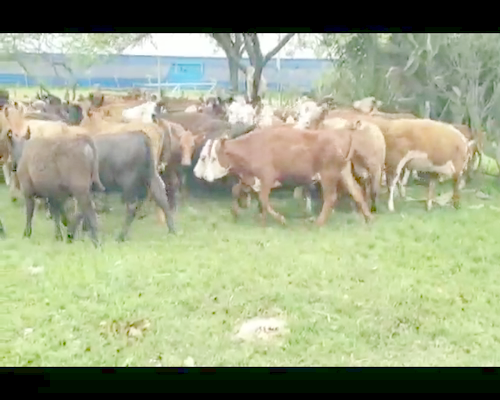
0, 53, 336, 92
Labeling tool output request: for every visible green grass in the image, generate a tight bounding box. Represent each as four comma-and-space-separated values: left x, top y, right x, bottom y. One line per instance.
3, 176, 500, 367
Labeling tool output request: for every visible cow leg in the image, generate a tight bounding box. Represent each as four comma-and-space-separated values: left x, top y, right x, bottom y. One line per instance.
370, 166, 382, 213
231, 182, 244, 220
294, 186, 313, 215
0, 218, 5, 238
386, 165, 404, 212
452, 173, 462, 209
2, 162, 10, 186
9, 172, 21, 202
426, 174, 437, 211
316, 177, 339, 226
257, 184, 285, 226
237, 187, 252, 209
381, 171, 387, 187
163, 169, 178, 212
341, 164, 373, 222
304, 187, 313, 215
117, 202, 141, 242
69, 194, 99, 247
47, 198, 64, 241
60, 201, 71, 228
150, 172, 176, 234
23, 196, 36, 238
398, 168, 411, 198
179, 170, 188, 204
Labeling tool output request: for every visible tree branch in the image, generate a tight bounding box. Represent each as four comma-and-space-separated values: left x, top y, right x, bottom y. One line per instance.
235, 34, 245, 57
212, 33, 247, 72
263, 33, 295, 64
243, 34, 259, 66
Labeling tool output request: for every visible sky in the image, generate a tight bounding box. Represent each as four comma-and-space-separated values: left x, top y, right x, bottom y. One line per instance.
122, 34, 320, 59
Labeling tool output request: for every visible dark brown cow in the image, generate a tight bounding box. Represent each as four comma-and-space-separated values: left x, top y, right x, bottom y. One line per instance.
194, 126, 373, 226
6, 130, 104, 246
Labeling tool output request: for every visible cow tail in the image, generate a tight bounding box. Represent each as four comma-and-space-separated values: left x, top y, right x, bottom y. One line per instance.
345, 130, 356, 162
79, 134, 105, 192
142, 132, 156, 181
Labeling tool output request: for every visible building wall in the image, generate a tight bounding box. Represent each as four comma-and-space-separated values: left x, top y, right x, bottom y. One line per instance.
0, 53, 336, 91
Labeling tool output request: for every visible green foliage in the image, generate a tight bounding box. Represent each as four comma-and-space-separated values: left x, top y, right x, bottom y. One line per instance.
313, 33, 500, 145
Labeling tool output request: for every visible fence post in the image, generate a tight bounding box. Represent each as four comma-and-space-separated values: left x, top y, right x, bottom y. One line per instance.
157, 56, 161, 99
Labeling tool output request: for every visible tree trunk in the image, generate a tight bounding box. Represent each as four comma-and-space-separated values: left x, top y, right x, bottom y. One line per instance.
228, 58, 240, 94
251, 64, 263, 106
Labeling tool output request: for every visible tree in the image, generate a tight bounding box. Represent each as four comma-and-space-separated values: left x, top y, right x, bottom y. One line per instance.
210, 33, 295, 104
0, 33, 151, 98
210, 34, 246, 94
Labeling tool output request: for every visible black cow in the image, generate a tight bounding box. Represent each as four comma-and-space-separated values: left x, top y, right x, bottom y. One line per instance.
80, 131, 176, 241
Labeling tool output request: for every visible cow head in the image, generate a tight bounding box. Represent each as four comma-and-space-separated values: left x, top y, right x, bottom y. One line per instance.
295, 101, 324, 129
193, 139, 212, 179
353, 97, 381, 114
6, 126, 30, 172
179, 130, 205, 167
2, 105, 27, 137
193, 138, 230, 182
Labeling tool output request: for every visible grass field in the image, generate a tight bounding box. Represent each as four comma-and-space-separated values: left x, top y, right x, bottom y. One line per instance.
3, 174, 500, 367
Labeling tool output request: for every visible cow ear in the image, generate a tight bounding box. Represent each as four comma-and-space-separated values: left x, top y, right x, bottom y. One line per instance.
25, 127, 31, 140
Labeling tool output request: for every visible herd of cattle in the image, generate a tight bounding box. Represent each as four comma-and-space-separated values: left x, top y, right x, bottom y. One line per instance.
0, 88, 485, 246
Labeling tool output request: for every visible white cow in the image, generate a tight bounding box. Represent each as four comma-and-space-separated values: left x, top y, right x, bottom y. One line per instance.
122, 101, 159, 123
226, 101, 256, 126
185, 104, 200, 113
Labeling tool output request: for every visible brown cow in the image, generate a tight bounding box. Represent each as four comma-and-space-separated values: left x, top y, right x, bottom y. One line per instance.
6, 130, 104, 246
319, 118, 386, 212
293, 113, 386, 213
193, 126, 373, 226
153, 117, 204, 210
383, 119, 470, 212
